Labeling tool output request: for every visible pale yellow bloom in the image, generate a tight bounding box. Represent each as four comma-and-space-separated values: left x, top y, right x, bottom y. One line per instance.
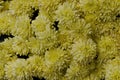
44, 48, 72, 80
71, 38, 96, 64
97, 36, 118, 63
5, 59, 31, 80
11, 15, 32, 39
105, 57, 120, 80
26, 55, 45, 78
0, 0, 120, 79
12, 36, 29, 56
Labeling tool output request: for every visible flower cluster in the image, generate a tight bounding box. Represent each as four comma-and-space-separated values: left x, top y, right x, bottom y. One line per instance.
0, 0, 120, 80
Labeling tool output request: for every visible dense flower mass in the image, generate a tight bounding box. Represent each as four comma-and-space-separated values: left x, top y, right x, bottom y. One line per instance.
0, 0, 120, 80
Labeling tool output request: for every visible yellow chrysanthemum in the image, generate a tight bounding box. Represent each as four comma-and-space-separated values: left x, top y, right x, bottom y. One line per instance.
0, 11, 15, 35
0, 50, 15, 64
9, 0, 40, 16
92, 22, 120, 39
12, 36, 29, 56
56, 20, 92, 50
80, 0, 99, 13
71, 19, 92, 40
31, 12, 51, 39
83, 62, 105, 80
97, 36, 118, 63
31, 12, 57, 51
0, 50, 13, 80
5, 59, 32, 80
44, 48, 72, 80
26, 55, 45, 78
0, 49, 17, 80
55, 2, 76, 30
71, 38, 96, 64
56, 30, 74, 50
39, 0, 64, 14
28, 35, 58, 55
11, 15, 32, 39
0, 38, 14, 54
65, 60, 95, 80
28, 37, 42, 55
105, 57, 120, 80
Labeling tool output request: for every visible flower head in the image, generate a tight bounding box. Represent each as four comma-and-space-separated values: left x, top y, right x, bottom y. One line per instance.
5, 59, 31, 80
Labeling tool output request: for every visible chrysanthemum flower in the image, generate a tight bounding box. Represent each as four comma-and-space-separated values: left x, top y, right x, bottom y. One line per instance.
12, 36, 29, 56
65, 60, 95, 80
26, 55, 45, 78
71, 38, 96, 65
31, 12, 57, 51
44, 48, 72, 80
55, 2, 76, 30
0, 38, 14, 54
28, 37, 42, 55
92, 22, 120, 40
0, 50, 17, 80
11, 15, 32, 39
0, 11, 15, 35
9, 0, 40, 16
31, 12, 51, 39
105, 57, 120, 80
97, 36, 118, 63
0, 50, 15, 64
39, 0, 64, 14
5, 59, 31, 80
71, 19, 92, 40
56, 30, 74, 50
